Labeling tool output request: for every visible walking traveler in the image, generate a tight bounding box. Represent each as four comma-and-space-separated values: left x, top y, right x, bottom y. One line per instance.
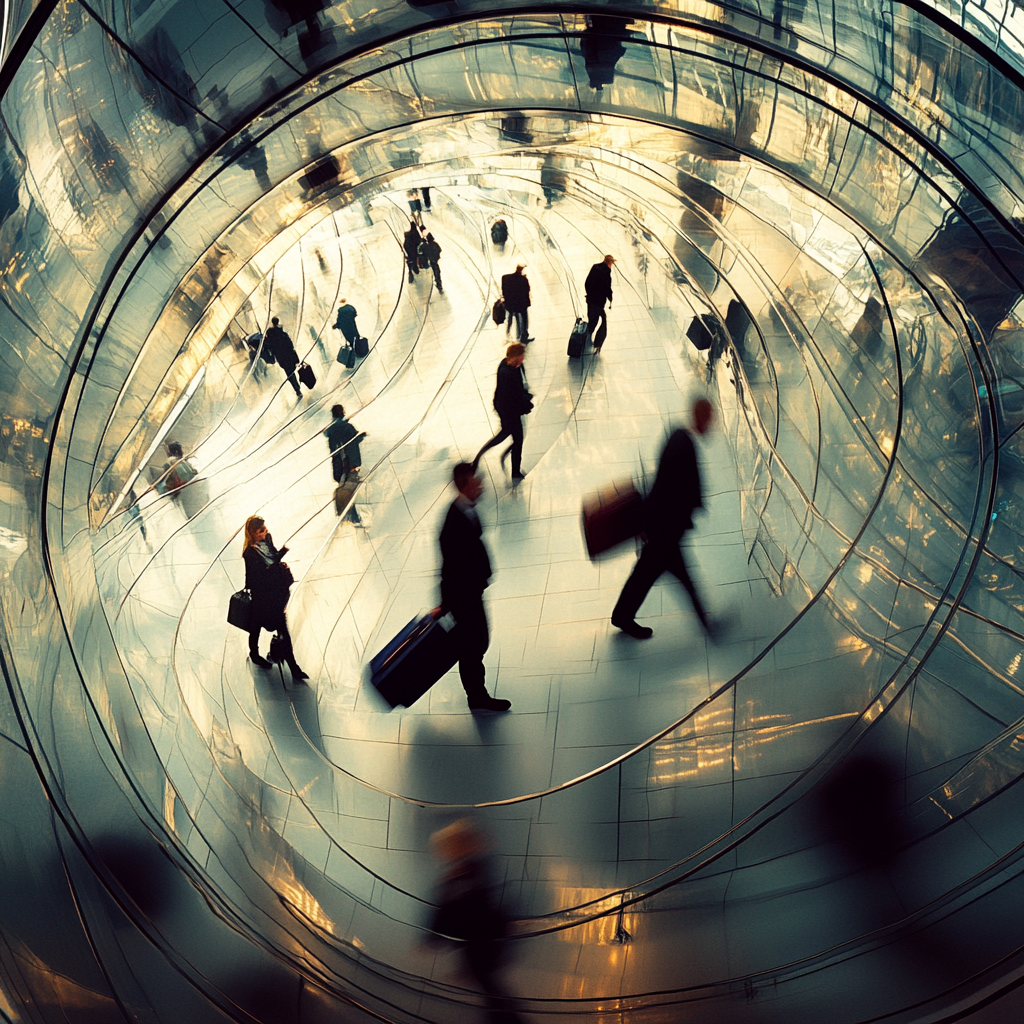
332, 298, 362, 346
242, 516, 308, 680
418, 231, 443, 293
584, 254, 615, 351
430, 463, 511, 712
611, 398, 717, 640
501, 264, 533, 342
263, 317, 303, 397
324, 404, 365, 526
473, 343, 533, 481
404, 221, 422, 282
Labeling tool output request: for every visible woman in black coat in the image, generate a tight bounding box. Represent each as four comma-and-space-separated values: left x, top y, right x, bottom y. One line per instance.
242, 516, 307, 680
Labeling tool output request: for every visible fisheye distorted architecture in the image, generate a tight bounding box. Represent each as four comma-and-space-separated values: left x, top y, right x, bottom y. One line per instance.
4, 1, 1024, 1021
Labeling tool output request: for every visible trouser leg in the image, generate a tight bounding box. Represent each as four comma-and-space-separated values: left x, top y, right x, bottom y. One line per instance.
432, 264, 442, 290
248, 624, 262, 658
342, 470, 362, 525
474, 423, 512, 468
406, 255, 418, 280
451, 599, 489, 703
663, 542, 709, 628
285, 369, 301, 395
612, 544, 666, 623
507, 416, 524, 475
587, 304, 608, 348
519, 308, 529, 340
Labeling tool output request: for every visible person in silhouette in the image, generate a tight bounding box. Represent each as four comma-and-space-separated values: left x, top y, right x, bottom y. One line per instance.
323, 404, 365, 526
584, 254, 615, 351
263, 316, 302, 397
404, 221, 422, 283
242, 515, 307, 681
332, 298, 364, 348
430, 819, 524, 1023
419, 231, 443, 293
501, 264, 533, 342
431, 464, 511, 712
473, 343, 533, 481
611, 398, 716, 640
580, 16, 630, 90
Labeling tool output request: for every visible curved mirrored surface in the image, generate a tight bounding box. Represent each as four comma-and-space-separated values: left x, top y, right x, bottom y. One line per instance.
3, 1, 1024, 1021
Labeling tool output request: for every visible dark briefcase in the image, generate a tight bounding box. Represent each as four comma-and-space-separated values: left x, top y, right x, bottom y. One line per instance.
337, 344, 355, 368
369, 614, 458, 708
354, 335, 369, 358
334, 481, 358, 516
227, 590, 252, 631
298, 362, 316, 389
686, 314, 716, 351
567, 317, 588, 358
582, 481, 644, 559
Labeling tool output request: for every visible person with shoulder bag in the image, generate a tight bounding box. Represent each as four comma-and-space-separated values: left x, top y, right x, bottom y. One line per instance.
241, 516, 307, 681
472, 343, 532, 481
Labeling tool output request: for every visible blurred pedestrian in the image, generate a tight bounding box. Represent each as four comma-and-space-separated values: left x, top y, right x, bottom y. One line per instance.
332, 298, 362, 346
404, 221, 422, 283
263, 316, 302, 397
473, 343, 532, 481
407, 188, 423, 224
242, 515, 307, 681
501, 264, 533, 342
323, 404, 365, 526
611, 398, 716, 639
430, 819, 524, 1023
584, 254, 615, 351
430, 464, 511, 712
419, 231, 443, 293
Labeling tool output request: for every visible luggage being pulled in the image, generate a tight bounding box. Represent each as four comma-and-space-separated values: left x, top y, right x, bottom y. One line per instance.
686, 313, 717, 351
337, 344, 355, 368
567, 317, 588, 358
492, 298, 506, 325
354, 335, 369, 358
582, 480, 644, 559
227, 590, 252, 631
298, 362, 316, 389
334, 480, 358, 516
369, 613, 458, 708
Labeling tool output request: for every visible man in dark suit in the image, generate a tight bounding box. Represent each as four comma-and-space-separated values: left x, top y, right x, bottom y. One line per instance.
501, 264, 533, 342
584, 254, 615, 350
264, 316, 302, 397
432, 464, 511, 712
473, 343, 532, 480
611, 399, 716, 639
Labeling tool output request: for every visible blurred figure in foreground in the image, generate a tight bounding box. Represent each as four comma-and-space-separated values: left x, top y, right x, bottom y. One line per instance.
430, 819, 524, 1023
611, 398, 716, 639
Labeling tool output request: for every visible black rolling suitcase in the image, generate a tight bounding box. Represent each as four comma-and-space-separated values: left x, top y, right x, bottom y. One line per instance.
354, 335, 369, 358
369, 614, 458, 708
567, 317, 588, 358
298, 361, 317, 389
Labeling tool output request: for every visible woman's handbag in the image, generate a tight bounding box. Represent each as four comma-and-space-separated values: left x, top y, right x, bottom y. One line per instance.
337, 344, 355, 368
268, 631, 291, 664
227, 590, 252, 631
298, 362, 316, 389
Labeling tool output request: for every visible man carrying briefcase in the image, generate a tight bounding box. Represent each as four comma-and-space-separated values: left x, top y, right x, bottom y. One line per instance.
431, 463, 511, 712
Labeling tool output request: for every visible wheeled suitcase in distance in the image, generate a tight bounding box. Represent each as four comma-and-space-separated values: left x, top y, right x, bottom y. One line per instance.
334, 480, 358, 516
567, 317, 588, 358
686, 314, 716, 351
354, 335, 369, 358
582, 480, 644, 558
370, 614, 458, 708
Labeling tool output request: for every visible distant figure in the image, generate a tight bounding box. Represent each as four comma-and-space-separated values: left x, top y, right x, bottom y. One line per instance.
490, 219, 508, 245
473, 343, 533, 481
431, 464, 511, 713
430, 819, 524, 1023
332, 298, 361, 346
501, 264, 533, 342
584, 254, 615, 351
404, 221, 422, 283
242, 515, 307, 681
263, 316, 302, 397
159, 441, 196, 496
323, 404, 365, 526
125, 487, 146, 541
407, 188, 423, 223
419, 232, 443, 293
421, 186, 432, 211
611, 399, 716, 640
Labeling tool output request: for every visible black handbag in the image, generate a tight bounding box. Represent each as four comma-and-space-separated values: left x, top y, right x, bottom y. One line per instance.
298, 362, 316, 389
268, 631, 291, 664
337, 344, 355, 368
227, 590, 252, 631
686, 314, 716, 351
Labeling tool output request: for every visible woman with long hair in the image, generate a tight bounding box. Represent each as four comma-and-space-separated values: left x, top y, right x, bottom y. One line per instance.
242, 516, 307, 681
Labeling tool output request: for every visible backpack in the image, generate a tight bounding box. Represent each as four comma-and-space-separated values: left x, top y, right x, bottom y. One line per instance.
490, 219, 508, 244
492, 298, 506, 325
